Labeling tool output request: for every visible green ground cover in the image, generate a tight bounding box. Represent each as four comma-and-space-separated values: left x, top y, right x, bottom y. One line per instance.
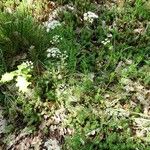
0, 0, 150, 149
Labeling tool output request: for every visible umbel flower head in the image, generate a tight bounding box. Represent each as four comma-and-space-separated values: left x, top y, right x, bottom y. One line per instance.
46, 47, 68, 59
50, 35, 62, 44
47, 47, 62, 58
83, 11, 98, 23
44, 20, 61, 32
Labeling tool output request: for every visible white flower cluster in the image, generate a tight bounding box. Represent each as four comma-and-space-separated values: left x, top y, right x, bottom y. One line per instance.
83, 11, 98, 23
101, 38, 111, 45
18, 61, 33, 70
66, 5, 75, 11
24, 61, 33, 67
46, 47, 68, 59
44, 20, 61, 32
107, 33, 113, 38
50, 35, 62, 44
47, 47, 61, 58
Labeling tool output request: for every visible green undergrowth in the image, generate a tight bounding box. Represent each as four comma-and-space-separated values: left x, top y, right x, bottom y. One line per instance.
0, 0, 150, 149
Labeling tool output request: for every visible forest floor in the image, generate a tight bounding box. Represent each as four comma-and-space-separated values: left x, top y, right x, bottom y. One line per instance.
0, 0, 150, 149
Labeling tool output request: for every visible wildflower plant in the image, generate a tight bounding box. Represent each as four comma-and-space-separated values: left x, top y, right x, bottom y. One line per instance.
0, 61, 33, 93
0, 0, 150, 149
83, 11, 98, 23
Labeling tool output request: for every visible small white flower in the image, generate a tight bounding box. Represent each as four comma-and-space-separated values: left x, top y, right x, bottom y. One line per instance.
46, 47, 61, 58
17, 61, 33, 70
44, 20, 61, 32
47, 53, 51, 58
50, 35, 62, 44
101, 38, 110, 45
52, 53, 56, 57
25, 61, 33, 67
67, 5, 75, 10
47, 47, 60, 53
83, 11, 98, 23
46, 47, 68, 60
107, 33, 113, 38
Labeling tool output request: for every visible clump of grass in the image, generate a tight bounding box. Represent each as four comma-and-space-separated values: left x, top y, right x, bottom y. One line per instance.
0, 10, 51, 73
